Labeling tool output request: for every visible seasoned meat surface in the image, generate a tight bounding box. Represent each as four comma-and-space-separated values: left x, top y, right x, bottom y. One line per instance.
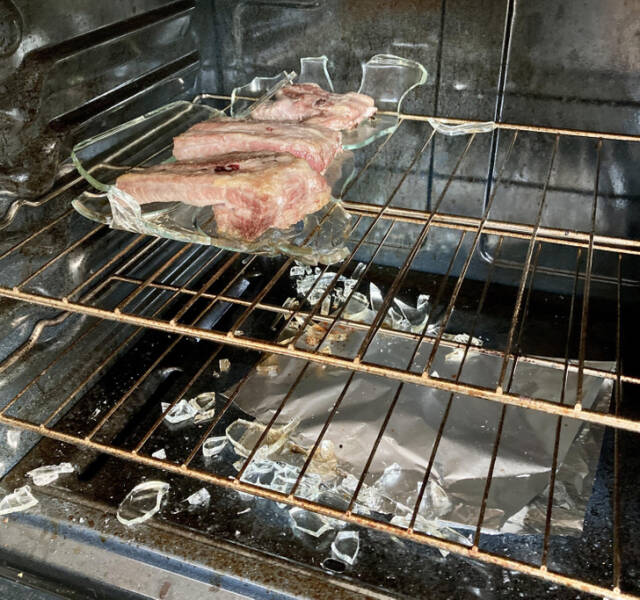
173, 118, 341, 173
116, 151, 331, 240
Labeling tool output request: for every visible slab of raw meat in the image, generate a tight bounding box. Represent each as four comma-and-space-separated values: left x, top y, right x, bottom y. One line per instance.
251, 83, 377, 130
173, 119, 341, 173
116, 151, 331, 240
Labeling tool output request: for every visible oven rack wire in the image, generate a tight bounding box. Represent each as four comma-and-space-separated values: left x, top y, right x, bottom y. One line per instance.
0, 105, 638, 600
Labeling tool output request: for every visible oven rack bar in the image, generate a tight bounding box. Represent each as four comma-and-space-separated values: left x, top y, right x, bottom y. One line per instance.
0, 232, 630, 590
0, 113, 640, 598
0, 120, 637, 432
1, 281, 633, 431
201, 93, 640, 142
0, 411, 631, 600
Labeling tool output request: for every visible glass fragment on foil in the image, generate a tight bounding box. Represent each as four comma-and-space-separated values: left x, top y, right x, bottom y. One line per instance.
116, 481, 169, 526
297, 473, 322, 502
331, 530, 360, 565
202, 436, 227, 458
26, 462, 75, 486
368, 284, 435, 334
307, 440, 338, 478
289, 507, 334, 538
0, 485, 38, 516
151, 448, 167, 460
186, 487, 211, 507
226, 418, 297, 460
291, 265, 361, 314
189, 392, 216, 423
256, 354, 279, 377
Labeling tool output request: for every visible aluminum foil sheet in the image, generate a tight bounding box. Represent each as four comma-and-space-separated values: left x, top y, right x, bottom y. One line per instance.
231, 326, 612, 539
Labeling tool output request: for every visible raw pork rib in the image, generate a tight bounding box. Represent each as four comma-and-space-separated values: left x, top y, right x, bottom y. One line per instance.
251, 83, 377, 130
173, 119, 341, 173
116, 152, 331, 240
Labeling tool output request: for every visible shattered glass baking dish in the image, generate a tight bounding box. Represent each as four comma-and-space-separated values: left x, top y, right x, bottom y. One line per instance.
231, 54, 428, 149
70, 54, 425, 264
71, 100, 356, 265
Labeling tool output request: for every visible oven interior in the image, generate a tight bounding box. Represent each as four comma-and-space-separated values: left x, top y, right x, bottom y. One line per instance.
1, 1, 640, 598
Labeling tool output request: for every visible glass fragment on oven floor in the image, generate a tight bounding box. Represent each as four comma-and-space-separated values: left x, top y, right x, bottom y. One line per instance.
162, 399, 197, 424
189, 392, 217, 423
186, 487, 211, 507
116, 480, 169, 527
26, 462, 75, 486
202, 435, 227, 458
151, 448, 167, 460
288, 506, 334, 538
0, 485, 38, 516
331, 530, 360, 565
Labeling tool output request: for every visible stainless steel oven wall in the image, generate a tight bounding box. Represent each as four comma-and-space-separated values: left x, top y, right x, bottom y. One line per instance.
0, 0, 201, 199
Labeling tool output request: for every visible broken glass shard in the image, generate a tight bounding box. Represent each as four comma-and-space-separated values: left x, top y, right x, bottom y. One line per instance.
151, 448, 167, 460
321, 295, 331, 316
219, 358, 231, 373
0, 485, 38, 516
344, 291, 370, 320
445, 347, 465, 362
374, 463, 403, 493
186, 487, 210, 507
393, 295, 430, 331
26, 462, 74, 486
308, 440, 338, 478
446, 333, 484, 347
369, 282, 384, 312
352, 262, 366, 280
164, 399, 197, 424
7, 429, 20, 449
331, 530, 360, 565
117, 481, 169, 526
290, 265, 306, 277
256, 354, 279, 377
296, 473, 322, 501
226, 419, 297, 460
202, 435, 227, 457
189, 392, 216, 423
289, 507, 334, 538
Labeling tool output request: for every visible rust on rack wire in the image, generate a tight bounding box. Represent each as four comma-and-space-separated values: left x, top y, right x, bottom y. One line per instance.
0, 283, 637, 433
3, 93, 637, 600
540, 247, 583, 566
92, 273, 638, 386
0, 411, 633, 600
341, 200, 640, 256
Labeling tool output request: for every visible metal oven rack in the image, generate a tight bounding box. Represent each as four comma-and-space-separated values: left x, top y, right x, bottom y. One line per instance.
1, 103, 639, 600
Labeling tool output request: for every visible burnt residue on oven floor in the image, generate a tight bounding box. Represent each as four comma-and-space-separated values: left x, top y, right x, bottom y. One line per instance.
2, 257, 638, 599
